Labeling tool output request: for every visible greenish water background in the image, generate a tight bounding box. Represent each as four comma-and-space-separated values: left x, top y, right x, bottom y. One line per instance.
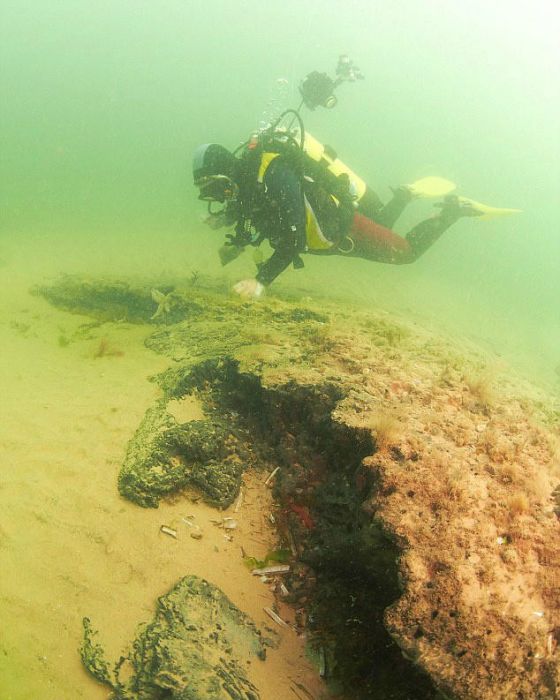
1, 0, 558, 384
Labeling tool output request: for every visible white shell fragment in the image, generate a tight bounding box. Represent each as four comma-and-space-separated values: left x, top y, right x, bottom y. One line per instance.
190, 527, 203, 540
212, 517, 238, 531
252, 565, 291, 576
160, 525, 178, 539
318, 646, 327, 677
264, 467, 280, 486
263, 606, 289, 628
234, 489, 244, 512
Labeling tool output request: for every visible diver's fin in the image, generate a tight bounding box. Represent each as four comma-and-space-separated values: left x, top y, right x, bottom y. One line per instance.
458, 196, 522, 221
407, 176, 457, 198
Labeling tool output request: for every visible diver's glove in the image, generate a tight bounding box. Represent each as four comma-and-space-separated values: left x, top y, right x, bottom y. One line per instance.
218, 243, 245, 266
232, 278, 265, 300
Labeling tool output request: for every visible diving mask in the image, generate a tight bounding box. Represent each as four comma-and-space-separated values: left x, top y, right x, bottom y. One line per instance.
196, 175, 238, 203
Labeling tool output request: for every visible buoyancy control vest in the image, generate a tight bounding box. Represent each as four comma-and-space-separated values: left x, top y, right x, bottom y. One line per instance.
256, 150, 346, 251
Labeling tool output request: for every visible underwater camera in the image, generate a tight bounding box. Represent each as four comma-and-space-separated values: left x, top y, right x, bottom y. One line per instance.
299, 54, 364, 110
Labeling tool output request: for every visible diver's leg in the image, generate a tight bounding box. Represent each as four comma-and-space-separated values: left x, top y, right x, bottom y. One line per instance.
373, 186, 414, 228
404, 195, 482, 261
403, 215, 455, 261
337, 212, 413, 263
336, 196, 479, 265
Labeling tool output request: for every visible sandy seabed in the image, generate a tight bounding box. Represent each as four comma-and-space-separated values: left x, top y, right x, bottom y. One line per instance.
0, 239, 325, 700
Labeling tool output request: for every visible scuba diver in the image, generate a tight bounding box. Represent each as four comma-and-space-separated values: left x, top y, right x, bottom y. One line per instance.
193, 57, 520, 300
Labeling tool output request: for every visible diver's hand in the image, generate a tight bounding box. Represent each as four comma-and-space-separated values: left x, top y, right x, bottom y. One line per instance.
204, 213, 226, 230
232, 279, 265, 300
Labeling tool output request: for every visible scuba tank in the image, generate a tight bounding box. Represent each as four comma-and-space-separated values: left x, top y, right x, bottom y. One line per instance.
302, 131, 367, 199
300, 131, 382, 219
248, 121, 382, 219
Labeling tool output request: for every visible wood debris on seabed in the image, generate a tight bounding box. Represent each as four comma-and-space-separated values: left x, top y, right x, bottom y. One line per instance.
160, 525, 177, 539
264, 466, 280, 486
263, 606, 290, 628
251, 565, 291, 576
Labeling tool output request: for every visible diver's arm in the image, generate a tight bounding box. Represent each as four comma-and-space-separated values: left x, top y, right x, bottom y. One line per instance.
255, 160, 306, 287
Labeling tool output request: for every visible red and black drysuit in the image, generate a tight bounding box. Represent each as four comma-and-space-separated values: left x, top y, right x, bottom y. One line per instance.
251, 156, 462, 288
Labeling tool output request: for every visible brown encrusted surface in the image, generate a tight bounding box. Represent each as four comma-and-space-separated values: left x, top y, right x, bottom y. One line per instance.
313, 322, 560, 700
39, 276, 560, 698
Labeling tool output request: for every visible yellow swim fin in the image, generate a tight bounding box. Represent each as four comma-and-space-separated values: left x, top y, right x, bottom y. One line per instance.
458, 196, 522, 221
407, 176, 457, 198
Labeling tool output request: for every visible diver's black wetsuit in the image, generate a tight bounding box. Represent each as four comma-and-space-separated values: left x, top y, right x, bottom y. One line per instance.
253, 158, 308, 287
253, 157, 462, 287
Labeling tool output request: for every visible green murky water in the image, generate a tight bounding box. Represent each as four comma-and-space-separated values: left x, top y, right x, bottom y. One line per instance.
1, 1, 558, 382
